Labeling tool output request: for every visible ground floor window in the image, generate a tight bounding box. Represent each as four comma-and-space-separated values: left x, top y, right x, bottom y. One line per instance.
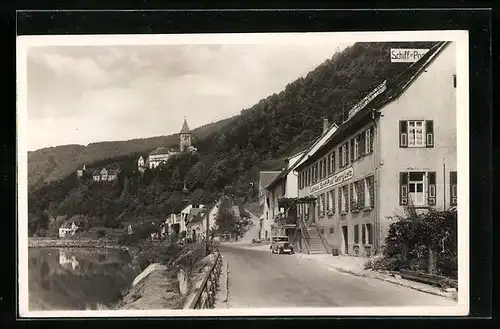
354, 224, 359, 244
400, 171, 436, 207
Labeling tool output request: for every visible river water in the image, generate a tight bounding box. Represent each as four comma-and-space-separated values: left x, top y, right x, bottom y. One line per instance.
28, 247, 135, 311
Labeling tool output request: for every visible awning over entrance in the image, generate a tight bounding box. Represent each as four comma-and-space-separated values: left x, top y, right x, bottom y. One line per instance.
278, 197, 316, 208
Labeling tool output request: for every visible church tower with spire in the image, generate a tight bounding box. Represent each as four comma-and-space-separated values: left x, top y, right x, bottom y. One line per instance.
179, 117, 192, 152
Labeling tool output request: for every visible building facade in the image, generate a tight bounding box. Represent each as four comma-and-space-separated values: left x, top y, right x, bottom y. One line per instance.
294, 41, 457, 257
258, 171, 281, 241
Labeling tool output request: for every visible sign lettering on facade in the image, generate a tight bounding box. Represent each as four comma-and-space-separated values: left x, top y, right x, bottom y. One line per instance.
348, 80, 387, 119
390, 48, 429, 63
309, 167, 354, 195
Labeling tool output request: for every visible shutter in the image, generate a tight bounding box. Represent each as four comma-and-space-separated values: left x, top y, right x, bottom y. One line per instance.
399, 120, 408, 148
427, 171, 436, 206
332, 151, 336, 173
400, 172, 409, 205
326, 154, 331, 174
362, 224, 366, 245
326, 191, 330, 211
359, 131, 366, 156
338, 188, 342, 213
338, 146, 343, 169
450, 171, 457, 205
349, 183, 354, 211
344, 186, 349, 212
369, 175, 375, 207
369, 126, 374, 153
350, 139, 354, 163
426, 120, 434, 147
359, 179, 365, 209
332, 189, 336, 213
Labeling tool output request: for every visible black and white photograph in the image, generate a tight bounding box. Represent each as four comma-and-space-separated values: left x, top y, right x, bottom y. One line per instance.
17, 31, 469, 317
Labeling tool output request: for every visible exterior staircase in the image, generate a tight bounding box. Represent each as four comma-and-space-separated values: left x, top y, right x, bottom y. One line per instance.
306, 226, 329, 254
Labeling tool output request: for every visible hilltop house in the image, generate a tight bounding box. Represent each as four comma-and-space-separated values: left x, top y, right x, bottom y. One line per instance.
293, 41, 457, 257
91, 166, 121, 182
141, 117, 198, 171
59, 221, 79, 238
76, 164, 87, 178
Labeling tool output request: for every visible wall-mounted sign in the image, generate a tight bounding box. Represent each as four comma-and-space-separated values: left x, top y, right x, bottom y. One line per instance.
348, 80, 387, 119
390, 48, 429, 63
309, 167, 354, 195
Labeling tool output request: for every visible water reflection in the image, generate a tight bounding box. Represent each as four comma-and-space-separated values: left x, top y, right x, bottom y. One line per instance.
28, 248, 134, 311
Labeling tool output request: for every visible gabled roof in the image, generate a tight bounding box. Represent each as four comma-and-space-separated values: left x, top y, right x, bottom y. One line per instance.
92, 170, 100, 176
150, 147, 170, 155
180, 118, 191, 134
259, 171, 281, 190
266, 150, 307, 190
296, 41, 450, 170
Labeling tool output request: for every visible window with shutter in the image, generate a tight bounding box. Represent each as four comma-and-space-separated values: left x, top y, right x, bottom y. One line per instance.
350, 139, 354, 163
358, 179, 365, 209
427, 171, 436, 206
450, 171, 457, 206
331, 188, 336, 213
426, 120, 434, 147
343, 185, 349, 213
359, 131, 366, 156
366, 223, 373, 244
400, 120, 408, 148
400, 172, 409, 205
349, 183, 357, 211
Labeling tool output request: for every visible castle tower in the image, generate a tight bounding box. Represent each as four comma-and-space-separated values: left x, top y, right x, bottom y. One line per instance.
179, 117, 192, 152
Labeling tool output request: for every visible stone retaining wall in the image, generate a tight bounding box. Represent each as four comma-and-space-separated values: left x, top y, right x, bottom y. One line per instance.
28, 237, 125, 251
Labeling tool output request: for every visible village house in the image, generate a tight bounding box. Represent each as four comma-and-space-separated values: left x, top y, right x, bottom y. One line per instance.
258, 171, 281, 240
91, 166, 120, 182
137, 156, 147, 173
59, 221, 79, 238
92, 170, 101, 182
76, 164, 86, 178
293, 41, 457, 257
186, 208, 207, 241
264, 150, 306, 237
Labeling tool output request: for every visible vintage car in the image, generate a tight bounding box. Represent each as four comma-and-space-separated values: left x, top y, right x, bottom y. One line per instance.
270, 235, 294, 254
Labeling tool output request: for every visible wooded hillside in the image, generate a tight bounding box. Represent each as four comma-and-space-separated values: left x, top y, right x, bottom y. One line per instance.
28, 41, 438, 236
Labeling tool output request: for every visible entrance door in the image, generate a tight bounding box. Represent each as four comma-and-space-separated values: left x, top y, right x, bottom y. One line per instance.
309, 203, 315, 225
342, 226, 348, 255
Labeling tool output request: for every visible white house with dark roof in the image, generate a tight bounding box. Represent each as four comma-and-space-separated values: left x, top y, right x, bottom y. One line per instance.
144, 118, 197, 170
293, 41, 457, 257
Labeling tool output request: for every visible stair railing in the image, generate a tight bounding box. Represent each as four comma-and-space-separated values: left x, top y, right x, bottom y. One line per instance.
314, 223, 330, 254
298, 215, 311, 254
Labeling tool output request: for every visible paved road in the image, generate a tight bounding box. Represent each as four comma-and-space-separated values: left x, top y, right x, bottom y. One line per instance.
218, 244, 457, 308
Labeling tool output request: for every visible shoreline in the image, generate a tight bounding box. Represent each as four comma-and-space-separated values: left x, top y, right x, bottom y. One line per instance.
27, 237, 131, 253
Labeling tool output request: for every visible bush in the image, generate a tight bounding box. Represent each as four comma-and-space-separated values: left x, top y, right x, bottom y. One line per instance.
97, 229, 106, 238
373, 206, 457, 278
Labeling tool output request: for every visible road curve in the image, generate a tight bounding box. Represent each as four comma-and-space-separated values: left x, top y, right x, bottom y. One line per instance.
219, 244, 457, 308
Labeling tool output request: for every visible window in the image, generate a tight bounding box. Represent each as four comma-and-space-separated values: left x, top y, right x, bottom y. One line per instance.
354, 225, 359, 244
400, 120, 434, 148
329, 189, 335, 213
329, 151, 336, 174
364, 175, 375, 208
450, 171, 457, 206
408, 172, 425, 205
314, 163, 319, 182
339, 185, 349, 213
353, 136, 360, 160
321, 158, 327, 178
329, 227, 334, 234
366, 224, 373, 245
453, 74, 457, 88
362, 224, 366, 245
408, 121, 424, 147
365, 128, 372, 154
321, 193, 326, 215
326, 191, 330, 211
340, 143, 348, 168
319, 160, 323, 179
400, 172, 435, 206
350, 183, 357, 211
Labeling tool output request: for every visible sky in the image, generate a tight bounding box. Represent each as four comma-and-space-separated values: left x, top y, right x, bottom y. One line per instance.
25, 40, 352, 151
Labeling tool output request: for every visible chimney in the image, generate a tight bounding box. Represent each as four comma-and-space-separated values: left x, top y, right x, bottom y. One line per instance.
323, 117, 329, 133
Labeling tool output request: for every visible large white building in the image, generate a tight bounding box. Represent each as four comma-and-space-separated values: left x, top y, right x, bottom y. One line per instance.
139, 118, 198, 171
293, 41, 457, 257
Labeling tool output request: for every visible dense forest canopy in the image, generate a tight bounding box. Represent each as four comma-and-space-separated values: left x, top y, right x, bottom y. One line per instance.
28, 41, 438, 236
